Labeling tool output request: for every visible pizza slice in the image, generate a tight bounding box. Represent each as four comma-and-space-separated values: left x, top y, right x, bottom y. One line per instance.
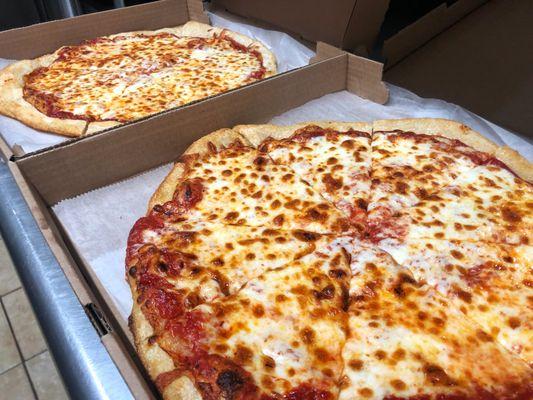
380, 239, 533, 366
235, 122, 372, 235
340, 246, 533, 399
385, 164, 533, 245
150, 130, 352, 233
127, 215, 338, 313
132, 238, 351, 399
367, 119, 504, 242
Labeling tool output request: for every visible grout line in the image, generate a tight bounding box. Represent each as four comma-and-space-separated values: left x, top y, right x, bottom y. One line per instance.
0, 286, 23, 300
0, 361, 22, 378
0, 298, 39, 400
24, 349, 48, 363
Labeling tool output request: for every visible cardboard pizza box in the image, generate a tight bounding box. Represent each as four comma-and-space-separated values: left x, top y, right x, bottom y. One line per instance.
0, 0, 378, 158
0, 43, 388, 399
210, 0, 487, 64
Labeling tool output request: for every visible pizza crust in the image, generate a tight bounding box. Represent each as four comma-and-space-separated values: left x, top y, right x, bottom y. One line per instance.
85, 121, 123, 135
148, 163, 187, 212
128, 277, 202, 400
493, 146, 533, 182
373, 118, 532, 181
147, 128, 251, 212
0, 21, 276, 138
234, 121, 372, 147
0, 56, 88, 136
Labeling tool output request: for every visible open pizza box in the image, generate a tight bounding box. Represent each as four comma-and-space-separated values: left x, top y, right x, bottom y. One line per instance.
0, 2, 389, 398
0, 0, 489, 158
0, 0, 324, 156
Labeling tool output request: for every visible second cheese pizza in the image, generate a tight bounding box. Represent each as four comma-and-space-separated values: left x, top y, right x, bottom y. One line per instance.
0, 22, 276, 137
126, 119, 532, 400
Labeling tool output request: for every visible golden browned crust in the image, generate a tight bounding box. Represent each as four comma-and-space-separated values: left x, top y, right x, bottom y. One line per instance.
373, 118, 498, 154
234, 121, 372, 147
0, 56, 88, 136
373, 118, 532, 181
493, 146, 533, 182
147, 128, 251, 212
147, 163, 187, 212
85, 121, 123, 135
0, 21, 276, 138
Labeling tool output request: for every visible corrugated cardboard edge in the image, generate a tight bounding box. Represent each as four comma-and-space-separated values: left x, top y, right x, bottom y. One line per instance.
312, 42, 388, 104
311, 41, 346, 63
187, 0, 209, 23
347, 53, 388, 104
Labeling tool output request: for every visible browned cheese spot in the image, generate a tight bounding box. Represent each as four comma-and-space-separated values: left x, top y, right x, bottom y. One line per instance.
300, 327, 315, 344
423, 364, 456, 386
252, 304, 265, 318
234, 345, 253, 365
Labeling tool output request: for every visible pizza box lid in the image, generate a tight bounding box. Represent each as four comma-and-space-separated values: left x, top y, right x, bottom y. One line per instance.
210, 0, 488, 63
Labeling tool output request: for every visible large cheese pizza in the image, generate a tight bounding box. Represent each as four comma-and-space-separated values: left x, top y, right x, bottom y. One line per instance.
126, 119, 533, 400
0, 22, 276, 137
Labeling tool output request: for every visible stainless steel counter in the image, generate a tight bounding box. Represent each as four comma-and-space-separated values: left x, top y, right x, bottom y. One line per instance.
0, 161, 133, 400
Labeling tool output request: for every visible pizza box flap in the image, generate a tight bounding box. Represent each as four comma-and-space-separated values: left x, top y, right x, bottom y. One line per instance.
0, 0, 207, 60
382, 0, 486, 67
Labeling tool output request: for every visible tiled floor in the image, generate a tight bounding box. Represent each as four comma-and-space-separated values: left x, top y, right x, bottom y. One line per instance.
0, 236, 69, 400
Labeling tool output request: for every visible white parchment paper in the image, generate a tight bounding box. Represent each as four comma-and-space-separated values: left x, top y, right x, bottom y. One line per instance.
0, 12, 314, 154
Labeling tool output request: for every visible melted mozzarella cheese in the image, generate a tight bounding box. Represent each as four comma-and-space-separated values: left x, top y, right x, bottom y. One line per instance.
381, 239, 533, 365
266, 132, 372, 219
341, 247, 532, 400
179, 146, 350, 233
198, 248, 350, 396
405, 165, 533, 244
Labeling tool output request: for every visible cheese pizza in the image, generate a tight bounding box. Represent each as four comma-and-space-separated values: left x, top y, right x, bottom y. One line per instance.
0, 22, 276, 136
126, 119, 532, 399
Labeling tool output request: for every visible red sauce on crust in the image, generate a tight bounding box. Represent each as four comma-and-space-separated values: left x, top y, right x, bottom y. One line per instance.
127, 215, 164, 248
155, 369, 184, 392
142, 287, 184, 321
173, 178, 204, 212
185, 353, 259, 400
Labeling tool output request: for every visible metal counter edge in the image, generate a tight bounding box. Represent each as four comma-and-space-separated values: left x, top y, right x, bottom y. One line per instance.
0, 160, 133, 400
